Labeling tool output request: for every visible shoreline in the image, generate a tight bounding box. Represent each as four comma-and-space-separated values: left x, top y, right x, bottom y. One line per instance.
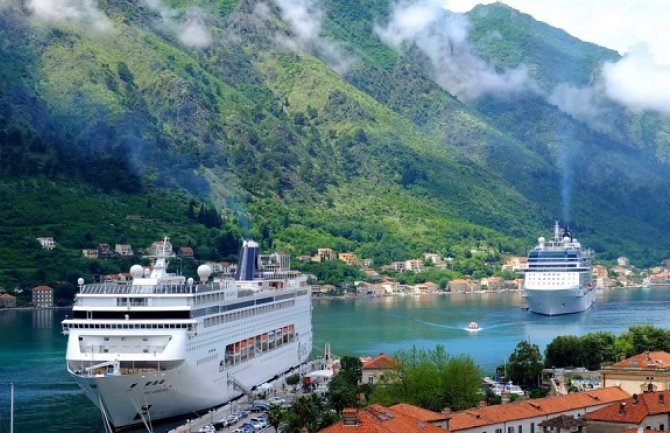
311, 285, 650, 301
311, 288, 524, 301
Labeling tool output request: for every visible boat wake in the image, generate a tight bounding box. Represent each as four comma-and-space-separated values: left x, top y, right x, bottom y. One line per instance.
414, 319, 464, 330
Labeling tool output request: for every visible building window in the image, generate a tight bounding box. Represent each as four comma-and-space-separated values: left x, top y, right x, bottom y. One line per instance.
508, 427, 514, 433
496, 429, 503, 433
518, 426, 523, 433
368, 376, 374, 384
531, 423, 535, 433
660, 424, 664, 431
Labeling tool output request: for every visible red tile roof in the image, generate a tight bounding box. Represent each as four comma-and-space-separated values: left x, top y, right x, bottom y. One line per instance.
362, 353, 400, 370
0, 293, 16, 299
390, 403, 449, 422
586, 391, 670, 424
608, 352, 670, 371
447, 387, 629, 431
319, 405, 448, 433
32, 285, 53, 292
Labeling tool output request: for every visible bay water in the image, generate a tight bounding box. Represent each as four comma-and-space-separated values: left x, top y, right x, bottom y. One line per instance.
1, 287, 669, 432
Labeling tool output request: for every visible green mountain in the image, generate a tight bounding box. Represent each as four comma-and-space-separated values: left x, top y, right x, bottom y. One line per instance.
0, 0, 668, 294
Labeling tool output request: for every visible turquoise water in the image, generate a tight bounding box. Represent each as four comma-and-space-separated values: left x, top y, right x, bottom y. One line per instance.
312, 288, 670, 371
1, 287, 669, 432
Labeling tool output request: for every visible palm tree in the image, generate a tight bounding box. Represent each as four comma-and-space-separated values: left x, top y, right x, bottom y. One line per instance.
267, 404, 284, 432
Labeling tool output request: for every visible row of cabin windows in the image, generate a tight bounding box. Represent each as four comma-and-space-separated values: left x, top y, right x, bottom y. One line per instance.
64, 323, 191, 330
203, 300, 296, 328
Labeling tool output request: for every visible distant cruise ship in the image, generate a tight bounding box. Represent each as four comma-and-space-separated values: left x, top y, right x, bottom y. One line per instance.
518, 222, 595, 315
61, 239, 312, 430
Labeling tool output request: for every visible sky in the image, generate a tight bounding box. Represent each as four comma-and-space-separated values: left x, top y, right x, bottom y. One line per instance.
443, 0, 670, 64
441, 0, 670, 114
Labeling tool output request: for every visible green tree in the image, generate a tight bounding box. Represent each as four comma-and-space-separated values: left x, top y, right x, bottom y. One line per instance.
579, 332, 617, 370
280, 394, 337, 433
339, 355, 363, 384
544, 335, 582, 368
328, 372, 359, 413
443, 355, 483, 410
267, 404, 285, 432
369, 345, 481, 412
328, 356, 364, 413
507, 340, 543, 388
286, 373, 300, 392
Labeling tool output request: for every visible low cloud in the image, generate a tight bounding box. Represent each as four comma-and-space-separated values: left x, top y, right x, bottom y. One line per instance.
375, 0, 531, 101
177, 9, 212, 49
143, 0, 213, 49
0, 0, 15, 10
273, 0, 355, 75
602, 45, 670, 115
26, 0, 114, 32
253, 2, 272, 19
275, 0, 322, 42
549, 83, 612, 133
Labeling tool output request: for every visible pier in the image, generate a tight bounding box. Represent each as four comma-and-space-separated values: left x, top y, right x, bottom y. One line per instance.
169, 359, 325, 433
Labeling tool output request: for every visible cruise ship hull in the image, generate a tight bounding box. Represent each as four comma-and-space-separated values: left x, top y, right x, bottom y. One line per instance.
73, 339, 310, 429
524, 287, 595, 315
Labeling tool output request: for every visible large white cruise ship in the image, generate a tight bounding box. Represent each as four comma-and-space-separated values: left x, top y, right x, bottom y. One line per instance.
519, 222, 595, 316
61, 239, 312, 430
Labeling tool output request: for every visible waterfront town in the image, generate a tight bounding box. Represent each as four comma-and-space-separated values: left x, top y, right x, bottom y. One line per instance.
324, 350, 670, 433
171, 350, 670, 433
1, 238, 669, 309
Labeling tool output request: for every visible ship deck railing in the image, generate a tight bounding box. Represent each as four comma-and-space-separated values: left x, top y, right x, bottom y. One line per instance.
516, 266, 591, 272
78, 274, 307, 296
78, 283, 223, 295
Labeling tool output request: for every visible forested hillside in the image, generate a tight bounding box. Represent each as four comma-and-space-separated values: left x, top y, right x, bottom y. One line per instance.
0, 0, 669, 294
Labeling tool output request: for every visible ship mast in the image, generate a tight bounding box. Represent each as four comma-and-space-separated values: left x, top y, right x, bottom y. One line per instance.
553, 221, 560, 241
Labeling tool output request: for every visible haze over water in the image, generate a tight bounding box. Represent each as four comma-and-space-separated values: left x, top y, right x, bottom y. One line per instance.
1, 287, 669, 433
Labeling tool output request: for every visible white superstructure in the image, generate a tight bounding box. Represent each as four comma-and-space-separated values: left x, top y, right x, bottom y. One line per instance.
61, 239, 312, 429
518, 222, 595, 315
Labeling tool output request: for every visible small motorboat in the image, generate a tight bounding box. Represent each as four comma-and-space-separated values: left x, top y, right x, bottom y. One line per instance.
521, 304, 529, 311
465, 322, 481, 332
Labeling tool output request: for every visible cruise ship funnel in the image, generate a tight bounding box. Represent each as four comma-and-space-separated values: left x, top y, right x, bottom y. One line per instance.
235, 240, 259, 281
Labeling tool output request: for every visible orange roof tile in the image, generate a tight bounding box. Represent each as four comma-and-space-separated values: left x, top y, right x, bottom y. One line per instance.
608, 352, 670, 370
363, 353, 400, 370
32, 285, 53, 292
0, 293, 16, 299
320, 405, 448, 433
447, 387, 629, 431
585, 391, 670, 424
390, 403, 449, 422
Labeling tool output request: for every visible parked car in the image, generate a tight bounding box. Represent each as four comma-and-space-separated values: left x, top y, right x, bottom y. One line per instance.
196, 425, 216, 433
245, 420, 263, 430
224, 414, 239, 425
240, 422, 257, 432
268, 396, 286, 405
232, 429, 247, 433
233, 410, 248, 419
251, 400, 270, 411
249, 417, 268, 428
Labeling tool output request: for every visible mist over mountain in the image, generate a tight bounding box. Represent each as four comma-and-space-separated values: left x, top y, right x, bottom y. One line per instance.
1, 0, 669, 288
